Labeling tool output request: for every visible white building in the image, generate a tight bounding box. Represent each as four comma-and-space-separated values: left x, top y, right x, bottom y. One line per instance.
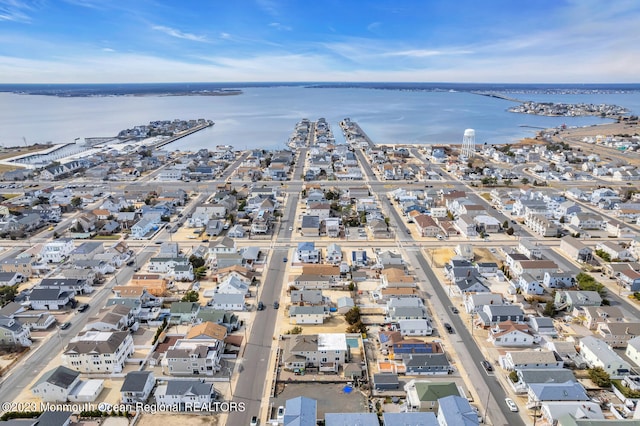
40, 238, 75, 263
62, 331, 134, 374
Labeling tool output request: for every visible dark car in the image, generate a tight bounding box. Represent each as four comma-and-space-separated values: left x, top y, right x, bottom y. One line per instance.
126, 260, 135, 267
481, 360, 493, 372
77, 304, 89, 313
257, 302, 264, 311
273, 301, 279, 309
450, 306, 459, 314
283, 257, 288, 263
444, 323, 454, 334
406, 229, 411, 234
60, 321, 71, 330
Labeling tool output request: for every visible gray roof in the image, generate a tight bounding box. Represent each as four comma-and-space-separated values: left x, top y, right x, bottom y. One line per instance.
300, 215, 320, 228
404, 353, 450, 367
36, 411, 73, 426
437, 395, 479, 426
71, 242, 103, 254
518, 369, 577, 385
290, 306, 325, 315
529, 382, 589, 401
164, 380, 214, 397
33, 366, 79, 390
324, 413, 379, 426
382, 412, 438, 426
284, 396, 317, 426
28, 288, 70, 301
212, 293, 245, 304
121, 371, 153, 392
485, 304, 525, 317
373, 373, 399, 385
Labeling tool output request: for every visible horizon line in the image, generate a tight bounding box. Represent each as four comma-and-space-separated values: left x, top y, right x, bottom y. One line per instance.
1, 81, 640, 86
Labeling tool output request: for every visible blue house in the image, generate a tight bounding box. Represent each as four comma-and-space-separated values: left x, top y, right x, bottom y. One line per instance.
437, 395, 479, 426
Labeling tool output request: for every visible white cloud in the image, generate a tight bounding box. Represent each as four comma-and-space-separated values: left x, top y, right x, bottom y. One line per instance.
0, 0, 35, 22
385, 49, 473, 58
269, 22, 291, 31
366, 22, 380, 32
151, 25, 209, 43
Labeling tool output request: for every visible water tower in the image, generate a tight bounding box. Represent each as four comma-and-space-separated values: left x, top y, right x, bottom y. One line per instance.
461, 128, 475, 160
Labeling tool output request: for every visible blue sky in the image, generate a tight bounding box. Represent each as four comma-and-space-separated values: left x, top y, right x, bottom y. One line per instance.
1, 0, 639, 83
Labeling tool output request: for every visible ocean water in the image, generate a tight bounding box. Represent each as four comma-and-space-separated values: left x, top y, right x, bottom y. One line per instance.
1, 86, 639, 150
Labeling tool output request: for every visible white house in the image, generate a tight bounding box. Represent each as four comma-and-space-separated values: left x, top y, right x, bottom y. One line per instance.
289, 306, 327, 324
578, 335, 632, 377
62, 331, 134, 374
326, 243, 342, 264
154, 380, 217, 409
297, 242, 320, 263
0, 314, 31, 347
131, 217, 159, 240
209, 293, 245, 311
31, 366, 81, 402
397, 319, 433, 336
40, 238, 75, 263
488, 321, 535, 347
625, 336, 640, 367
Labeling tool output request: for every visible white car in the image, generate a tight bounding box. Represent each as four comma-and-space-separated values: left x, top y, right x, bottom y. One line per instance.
277, 406, 285, 420
505, 398, 518, 412
288, 226, 293, 231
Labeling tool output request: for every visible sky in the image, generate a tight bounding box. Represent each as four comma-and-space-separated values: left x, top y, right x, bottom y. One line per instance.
1, 0, 639, 84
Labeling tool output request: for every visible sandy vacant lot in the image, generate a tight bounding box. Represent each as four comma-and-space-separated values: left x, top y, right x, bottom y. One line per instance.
136, 413, 219, 426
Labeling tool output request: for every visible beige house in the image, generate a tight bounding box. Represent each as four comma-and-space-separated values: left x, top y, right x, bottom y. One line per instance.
62, 331, 134, 374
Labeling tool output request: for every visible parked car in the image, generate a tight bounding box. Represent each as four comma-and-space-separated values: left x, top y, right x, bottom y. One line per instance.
444, 323, 454, 334
481, 360, 493, 372
450, 306, 459, 314
283, 257, 288, 263
77, 304, 89, 313
126, 260, 135, 267
273, 301, 279, 309
277, 406, 285, 420
250, 416, 259, 426
505, 398, 518, 412
257, 302, 264, 311
60, 321, 71, 330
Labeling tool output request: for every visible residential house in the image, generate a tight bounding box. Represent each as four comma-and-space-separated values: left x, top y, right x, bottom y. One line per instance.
463, 293, 503, 313
325, 413, 379, 425
169, 302, 200, 324
40, 238, 75, 263
290, 290, 325, 306
517, 273, 544, 295
336, 296, 354, 314
414, 214, 441, 237
512, 260, 558, 280
570, 213, 605, 230
559, 236, 593, 263
404, 380, 461, 412
513, 369, 578, 395
582, 306, 625, 330
131, 217, 159, 240
38, 278, 92, 295
62, 330, 134, 373
554, 291, 602, 311
194, 308, 239, 332
83, 304, 135, 332
543, 272, 575, 290
289, 306, 328, 324
28, 288, 73, 310
625, 336, 640, 367
527, 382, 589, 406
397, 319, 433, 336
216, 275, 250, 296
477, 304, 525, 327
31, 366, 81, 402
596, 322, 640, 348
578, 336, 631, 377
0, 315, 31, 347
69, 242, 104, 261
323, 217, 341, 238
403, 353, 451, 375
207, 237, 236, 256
154, 380, 217, 409
209, 293, 245, 311
529, 317, 556, 336
326, 243, 342, 264
281, 334, 349, 373
120, 371, 155, 404
186, 321, 227, 341
300, 215, 320, 236
617, 268, 640, 291
374, 374, 400, 391
502, 350, 564, 371
539, 402, 604, 425
162, 338, 223, 375
297, 242, 321, 263
282, 396, 317, 426
596, 241, 635, 261
437, 395, 479, 426
488, 320, 535, 347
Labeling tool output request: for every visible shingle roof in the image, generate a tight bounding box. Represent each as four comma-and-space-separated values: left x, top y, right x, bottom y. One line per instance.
121, 371, 153, 392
